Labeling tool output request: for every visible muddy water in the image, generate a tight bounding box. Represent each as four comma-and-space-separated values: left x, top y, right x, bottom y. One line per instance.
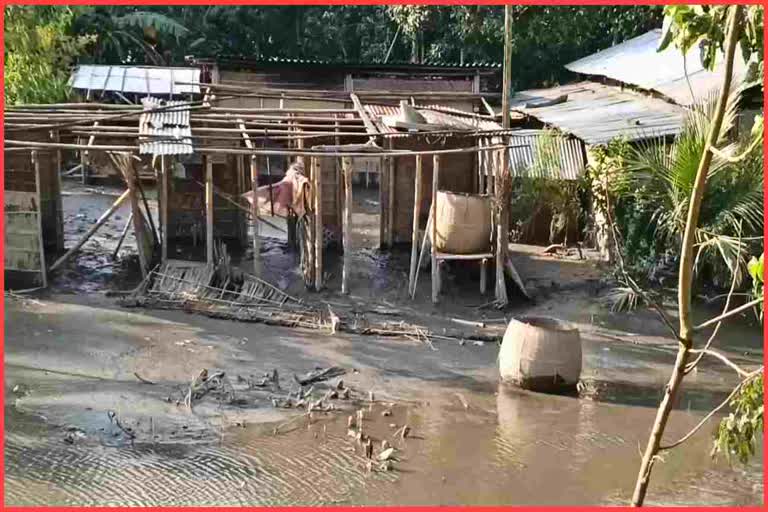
5, 182, 763, 505
5, 372, 762, 506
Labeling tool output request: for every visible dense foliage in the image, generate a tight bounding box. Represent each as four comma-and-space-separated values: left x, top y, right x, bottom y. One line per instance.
659, 5, 763, 86
712, 372, 764, 465
36, 5, 663, 91
4, 6, 93, 105
619, 89, 764, 288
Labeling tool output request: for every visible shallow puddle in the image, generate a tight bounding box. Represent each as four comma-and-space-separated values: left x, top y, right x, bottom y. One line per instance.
5, 381, 762, 506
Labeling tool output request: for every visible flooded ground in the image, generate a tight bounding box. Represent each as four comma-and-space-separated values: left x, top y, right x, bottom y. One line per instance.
4, 181, 764, 506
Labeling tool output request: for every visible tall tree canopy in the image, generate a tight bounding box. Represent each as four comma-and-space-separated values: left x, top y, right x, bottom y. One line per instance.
4, 6, 93, 105
64, 5, 662, 90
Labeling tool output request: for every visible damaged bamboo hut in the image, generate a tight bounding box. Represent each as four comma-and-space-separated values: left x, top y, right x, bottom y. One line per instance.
5, 86, 579, 304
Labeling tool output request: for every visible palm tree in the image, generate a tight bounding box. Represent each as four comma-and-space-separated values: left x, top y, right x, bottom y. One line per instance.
625, 87, 764, 287
73, 7, 189, 65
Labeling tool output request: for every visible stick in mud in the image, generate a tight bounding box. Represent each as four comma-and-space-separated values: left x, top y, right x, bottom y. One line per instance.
134, 372, 156, 385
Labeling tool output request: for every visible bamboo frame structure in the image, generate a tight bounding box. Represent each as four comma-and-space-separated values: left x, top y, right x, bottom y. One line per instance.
7, 90, 528, 301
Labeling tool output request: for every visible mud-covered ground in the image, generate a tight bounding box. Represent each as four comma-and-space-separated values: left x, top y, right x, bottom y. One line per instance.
4, 181, 764, 506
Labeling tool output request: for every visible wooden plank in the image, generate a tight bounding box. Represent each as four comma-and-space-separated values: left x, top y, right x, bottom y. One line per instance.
431, 155, 440, 304
342, 156, 353, 294
349, 93, 379, 139
313, 157, 323, 291
435, 252, 494, 261
408, 154, 423, 296
205, 156, 214, 265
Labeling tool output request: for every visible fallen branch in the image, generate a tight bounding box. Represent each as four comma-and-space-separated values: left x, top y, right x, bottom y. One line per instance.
294, 367, 346, 386
134, 372, 156, 385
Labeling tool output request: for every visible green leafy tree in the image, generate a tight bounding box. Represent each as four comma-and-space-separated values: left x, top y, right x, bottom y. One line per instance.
631, 6, 764, 506
623, 88, 764, 287
72, 6, 189, 65
658, 5, 763, 85
4, 6, 93, 105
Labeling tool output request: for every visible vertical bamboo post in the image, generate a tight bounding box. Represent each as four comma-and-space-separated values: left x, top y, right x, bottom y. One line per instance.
342, 156, 353, 294
495, 142, 509, 305
387, 147, 396, 246
205, 156, 214, 265
408, 154, 423, 295
313, 157, 323, 291
379, 155, 388, 249
160, 155, 168, 263
250, 155, 261, 276
52, 130, 64, 252
431, 155, 440, 304
495, 5, 513, 306
126, 162, 148, 278
32, 151, 48, 288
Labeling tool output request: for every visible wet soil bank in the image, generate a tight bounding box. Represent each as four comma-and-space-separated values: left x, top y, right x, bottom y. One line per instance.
4, 181, 764, 506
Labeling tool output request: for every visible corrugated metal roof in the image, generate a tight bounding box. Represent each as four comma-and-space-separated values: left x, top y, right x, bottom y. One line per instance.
509, 81, 686, 145
70, 65, 201, 96
365, 103, 584, 180
138, 97, 193, 155
565, 29, 749, 107
506, 130, 585, 180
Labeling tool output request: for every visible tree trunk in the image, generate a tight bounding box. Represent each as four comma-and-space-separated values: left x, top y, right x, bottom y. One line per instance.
631, 6, 742, 506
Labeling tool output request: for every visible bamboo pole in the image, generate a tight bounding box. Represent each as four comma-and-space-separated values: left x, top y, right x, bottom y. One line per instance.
408, 154, 423, 296
112, 212, 133, 259
250, 155, 261, 276
342, 156, 353, 294
494, 5, 513, 306
631, 6, 742, 506
387, 149, 396, 246
160, 156, 168, 263
5, 139, 526, 158
205, 156, 214, 265
49, 189, 130, 272
238, 119, 261, 275
128, 180, 149, 278
431, 155, 440, 304
313, 157, 323, 291
32, 151, 48, 288
82, 121, 99, 184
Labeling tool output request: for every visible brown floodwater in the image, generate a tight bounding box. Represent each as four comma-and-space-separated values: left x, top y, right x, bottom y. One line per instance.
4, 182, 763, 506
5, 368, 763, 506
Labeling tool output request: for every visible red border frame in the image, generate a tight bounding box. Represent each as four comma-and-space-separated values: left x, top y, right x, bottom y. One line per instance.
0, 1, 765, 510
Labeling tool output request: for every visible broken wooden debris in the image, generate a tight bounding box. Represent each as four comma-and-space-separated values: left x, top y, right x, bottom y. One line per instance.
124, 261, 503, 346
294, 366, 346, 386
184, 369, 236, 409
378, 447, 395, 461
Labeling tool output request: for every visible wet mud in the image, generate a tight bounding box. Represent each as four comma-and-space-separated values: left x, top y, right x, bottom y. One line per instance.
4, 181, 763, 506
